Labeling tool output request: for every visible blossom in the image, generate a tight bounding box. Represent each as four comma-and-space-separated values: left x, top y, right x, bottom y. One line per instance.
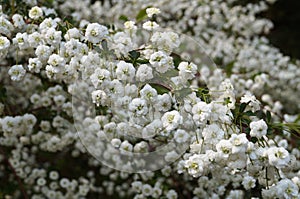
149, 51, 173, 73
161, 110, 183, 131
142, 21, 159, 31
0, 36, 10, 50
116, 61, 136, 82
136, 64, 153, 82
128, 98, 148, 116
146, 8, 161, 18
85, 23, 108, 43
8, 65, 26, 81
185, 154, 205, 177
91, 90, 108, 106
249, 119, 268, 139
29, 6, 43, 19
178, 61, 197, 80
267, 147, 290, 168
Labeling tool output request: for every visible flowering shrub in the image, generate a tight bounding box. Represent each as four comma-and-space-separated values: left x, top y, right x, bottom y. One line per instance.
0, 0, 299, 199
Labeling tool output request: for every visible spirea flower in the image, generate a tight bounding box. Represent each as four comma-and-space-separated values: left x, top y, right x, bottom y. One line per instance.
8, 65, 26, 81
250, 119, 268, 139
85, 23, 108, 43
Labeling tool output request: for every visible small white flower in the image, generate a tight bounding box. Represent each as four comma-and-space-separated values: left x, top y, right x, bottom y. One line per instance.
90, 68, 111, 88
8, 65, 26, 81
161, 110, 183, 131
142, 21, 159, 31
124, 21, 136, 30
136, 64, 153, 82
140, 84, 157, 102
155, 94, 172, 112
178, 61, 197, 80
229, 133, 249, 154
185, 154, 204, 177
267, 147, 290, 168
129, 98, 148, 116
85, 23, 108, 43
0, 36, 10, 50
146, 7, 161, 18
91, 90, 107, 106
216, 139, 232, 158
29, 6, 43, 20
174, 129, 190, 143
250, 119, 268, 139
116, 61, 136, 82
149, 51, 173, 73
242, 175, 256, 190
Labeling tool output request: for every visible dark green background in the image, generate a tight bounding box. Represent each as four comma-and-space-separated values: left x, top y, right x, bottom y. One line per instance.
264, 0, 300, 59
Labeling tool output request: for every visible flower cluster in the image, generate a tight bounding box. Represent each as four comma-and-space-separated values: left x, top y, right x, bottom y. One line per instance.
0, 1, 299, 199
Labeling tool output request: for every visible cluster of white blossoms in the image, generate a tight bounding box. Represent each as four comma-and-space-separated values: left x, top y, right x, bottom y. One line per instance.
0, 1, 299, 199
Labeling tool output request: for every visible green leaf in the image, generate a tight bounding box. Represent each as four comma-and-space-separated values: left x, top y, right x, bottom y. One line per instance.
266, 111, 271, 123
129, 50, 141, 60
149, 83, 170, 95
136, 7, 149, 22
119, 15, 129, 22
239, 102, 249, 113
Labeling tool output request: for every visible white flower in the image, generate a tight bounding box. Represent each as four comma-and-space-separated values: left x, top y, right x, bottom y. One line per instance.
240, 92, 261, 112
12, 14, 25, 29
44, 28, 61, 46
229, 133, 249, 154
142, 184, 153, 196
90, 68, 111, 88
136, 64, 153, 82
202, 124, 224, 145
276, 179, 299, 199
216, 139, 232, 159
242, 175, 256, 190
116, 61, 136, 82
267, 147, 290, 168
28, 32, 43, 48
142, 21, 159, 31
140, 84, 157, 102
155, 94, 172, 112
149, 51, 173, 73
192, 101, 211, 126
13, 32, 29, 50
185, 154, 204, 177
91, 90, 107, 106
124, 21, 136, 30
161, 110, 183, 131
166, 190, 178, 199
128, 98, 148, 116
8, 65, 26, 81
0, 36, 10, 50
29, 6, 43, 20
174, 129, 190, 143
48, 54, 65, 67
146, 7, 161, 18
120, 140, 133, 153
85, 23, 108, 43
35, 45, 52, 61
250, 119, 268, 139
64, 28, 82, 41
165, 151, 179, 162
178, 61, 197, 80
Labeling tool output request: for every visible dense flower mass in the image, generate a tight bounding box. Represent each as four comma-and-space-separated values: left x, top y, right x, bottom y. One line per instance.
0, 1, 299, 199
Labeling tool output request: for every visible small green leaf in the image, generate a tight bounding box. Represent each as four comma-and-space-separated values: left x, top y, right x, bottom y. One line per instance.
239, 102, 249, 113
149, 83, 170, 95
266, 111, 271, 123
136, 7, 149, 22
129, 50, 141, 60
119, 15, 129, 22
